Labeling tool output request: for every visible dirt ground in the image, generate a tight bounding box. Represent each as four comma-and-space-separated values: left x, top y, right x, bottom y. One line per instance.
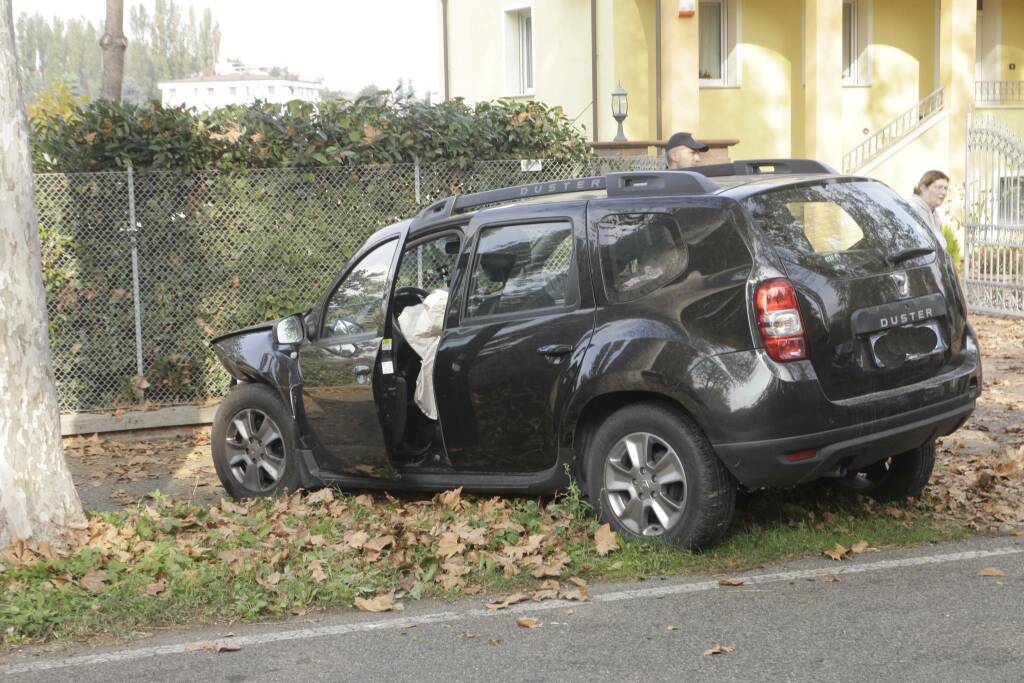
62, 315, 1024, 525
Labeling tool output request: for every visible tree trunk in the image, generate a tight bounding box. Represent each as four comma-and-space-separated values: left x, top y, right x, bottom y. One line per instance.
0, 0, 84, 548
100, 0, 127, 101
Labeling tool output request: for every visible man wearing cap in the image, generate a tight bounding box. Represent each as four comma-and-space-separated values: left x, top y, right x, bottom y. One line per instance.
665, 132, 709, 169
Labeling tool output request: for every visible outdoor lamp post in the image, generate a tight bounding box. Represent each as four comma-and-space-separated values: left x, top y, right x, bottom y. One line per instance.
611, 84, 628, 142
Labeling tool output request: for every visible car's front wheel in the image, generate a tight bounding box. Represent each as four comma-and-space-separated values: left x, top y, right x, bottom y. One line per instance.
833, 441, 936, 502
583, 403, 736, 549
211, 383, 303, 499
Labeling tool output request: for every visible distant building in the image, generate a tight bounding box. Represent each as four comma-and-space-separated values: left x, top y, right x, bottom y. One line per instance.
157, 73, 323, 110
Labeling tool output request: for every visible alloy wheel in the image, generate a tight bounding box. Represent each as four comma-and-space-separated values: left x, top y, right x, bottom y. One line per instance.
224, 408, 286, 493
603, 431, 688, 536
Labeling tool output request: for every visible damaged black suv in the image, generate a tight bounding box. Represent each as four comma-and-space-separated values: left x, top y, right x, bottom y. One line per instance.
210, 159, 982, 549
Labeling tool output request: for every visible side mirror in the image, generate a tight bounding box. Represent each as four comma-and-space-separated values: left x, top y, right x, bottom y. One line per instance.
274, 314, 305, 345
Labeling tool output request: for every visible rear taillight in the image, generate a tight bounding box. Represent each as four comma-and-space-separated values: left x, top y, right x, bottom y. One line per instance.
755, 279, 809, 362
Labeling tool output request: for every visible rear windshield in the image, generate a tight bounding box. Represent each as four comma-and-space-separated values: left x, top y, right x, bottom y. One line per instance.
744, 180, 936, 277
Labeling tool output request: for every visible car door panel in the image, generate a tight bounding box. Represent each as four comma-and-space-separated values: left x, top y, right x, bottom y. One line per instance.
298, 232, 405, 479
433, 204, 595, 473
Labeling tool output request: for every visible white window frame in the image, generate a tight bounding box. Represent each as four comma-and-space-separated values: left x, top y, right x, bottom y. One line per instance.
699, 0, 742, 89
842, 0, 872, 87
503, 3, 534, 97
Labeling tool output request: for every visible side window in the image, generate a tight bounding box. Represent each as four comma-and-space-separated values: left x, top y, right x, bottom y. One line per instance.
396, 233, 461, 292
322, 239, 398, 338
465, 221, 575, 319
598, 213, 687, 302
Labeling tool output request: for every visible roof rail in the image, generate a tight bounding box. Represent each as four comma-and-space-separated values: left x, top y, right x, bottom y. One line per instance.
690, 158, 838, 178
413, 169, 720, 224
606, 170, 719, 197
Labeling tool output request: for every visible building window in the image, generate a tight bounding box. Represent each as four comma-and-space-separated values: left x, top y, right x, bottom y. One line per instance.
268, 86, 275, 95
699, 0, 740, 87
504, 6, 533, 95
229, 87, 237, 96
842, 0, 870, 85
207, 87, 214, 96
169, 88, 176, 97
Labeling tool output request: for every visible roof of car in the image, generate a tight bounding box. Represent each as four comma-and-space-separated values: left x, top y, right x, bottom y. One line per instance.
401, 160, 869, 237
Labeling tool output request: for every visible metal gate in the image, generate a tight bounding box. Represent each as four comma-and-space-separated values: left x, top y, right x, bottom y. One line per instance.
964, 114, 1024, 316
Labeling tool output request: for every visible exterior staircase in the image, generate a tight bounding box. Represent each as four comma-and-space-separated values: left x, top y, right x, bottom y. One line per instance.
842, 88, 945, 174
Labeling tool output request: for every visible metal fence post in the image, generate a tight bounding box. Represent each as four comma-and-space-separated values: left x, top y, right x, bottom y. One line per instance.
414, 156, 422, 205
415, 157, 423, 287
127, 167, 145, 378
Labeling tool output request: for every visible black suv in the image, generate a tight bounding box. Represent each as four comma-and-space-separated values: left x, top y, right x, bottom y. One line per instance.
210, 159, 982, 549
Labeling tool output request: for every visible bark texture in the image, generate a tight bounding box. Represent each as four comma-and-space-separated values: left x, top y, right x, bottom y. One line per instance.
0, 0, 84, 547
99, 0, 127, 102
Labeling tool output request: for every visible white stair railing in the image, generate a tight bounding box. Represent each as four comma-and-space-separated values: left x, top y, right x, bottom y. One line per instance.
842, 88, 944, 173
976, 80, 1024, 106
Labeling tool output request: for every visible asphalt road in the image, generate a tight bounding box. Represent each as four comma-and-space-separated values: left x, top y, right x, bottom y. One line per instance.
3, 535, 1022, 682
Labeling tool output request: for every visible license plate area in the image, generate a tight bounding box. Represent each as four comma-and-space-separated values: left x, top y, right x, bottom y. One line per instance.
868, 319, 946, 368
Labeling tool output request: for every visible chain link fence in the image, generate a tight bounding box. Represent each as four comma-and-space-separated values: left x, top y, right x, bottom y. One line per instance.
36, 155, 662, 414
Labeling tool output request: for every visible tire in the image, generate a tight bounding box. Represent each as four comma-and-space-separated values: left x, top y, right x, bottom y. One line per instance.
211, 383, 304, 499
833, 441, 936, 502
582, 403, 736, 550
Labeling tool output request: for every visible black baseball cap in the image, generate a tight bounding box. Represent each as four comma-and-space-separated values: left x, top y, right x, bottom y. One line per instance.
666, 132, 709, 153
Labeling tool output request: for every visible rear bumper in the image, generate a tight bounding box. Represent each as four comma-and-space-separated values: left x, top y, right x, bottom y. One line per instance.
713, 394, 975, 488
707, 324, 982, 489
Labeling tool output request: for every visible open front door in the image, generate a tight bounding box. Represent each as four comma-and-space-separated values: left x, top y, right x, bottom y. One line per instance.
298, 229, 406, 479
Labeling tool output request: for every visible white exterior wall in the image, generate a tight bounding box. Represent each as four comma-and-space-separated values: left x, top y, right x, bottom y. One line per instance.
158, 79, 322, 110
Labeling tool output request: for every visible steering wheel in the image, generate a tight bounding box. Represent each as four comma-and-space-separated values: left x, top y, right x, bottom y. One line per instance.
393, 286, 428, 317
395, 286, 428, 306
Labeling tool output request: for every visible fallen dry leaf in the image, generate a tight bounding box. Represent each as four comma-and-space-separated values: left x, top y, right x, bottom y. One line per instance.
703, 643, 736, 656
718, 577, 744, 587
487, 592, 530, 610
516, 616, 541, 629
354, 592, 403, 612
306, 488, 335, 505
144, 578, 167, 596
560, 576, 590, 602
822, 574, 840, 583
437, 532, 465, 559
185, 641, 241, 653
594, 524, 619, 556
850, 540, 872, 554
977, 566, 1005, 577
79, 569, 107, 592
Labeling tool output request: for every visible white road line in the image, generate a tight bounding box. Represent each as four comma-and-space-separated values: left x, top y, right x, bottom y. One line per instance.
1, 546, 1020, 676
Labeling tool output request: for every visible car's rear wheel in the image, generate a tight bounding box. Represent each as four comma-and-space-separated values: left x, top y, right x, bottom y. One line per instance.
583, 403, 736, 549
212, 383, 303, 499
834, 441, 936, 502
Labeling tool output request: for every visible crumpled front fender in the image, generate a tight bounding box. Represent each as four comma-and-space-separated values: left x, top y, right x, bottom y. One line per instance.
210, 324, 302, 416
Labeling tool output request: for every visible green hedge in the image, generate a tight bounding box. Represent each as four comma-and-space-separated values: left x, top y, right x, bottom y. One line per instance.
30, 95, 591, 173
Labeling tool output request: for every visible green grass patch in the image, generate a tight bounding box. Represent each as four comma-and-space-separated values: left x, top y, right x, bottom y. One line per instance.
0, 484, 973, 651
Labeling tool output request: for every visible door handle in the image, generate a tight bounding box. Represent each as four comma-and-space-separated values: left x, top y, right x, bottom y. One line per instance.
537, 344, 573, 357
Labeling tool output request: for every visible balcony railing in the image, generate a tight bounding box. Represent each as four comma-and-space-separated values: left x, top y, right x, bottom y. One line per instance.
842, 88, 945, 174
976, 80, 1024, 106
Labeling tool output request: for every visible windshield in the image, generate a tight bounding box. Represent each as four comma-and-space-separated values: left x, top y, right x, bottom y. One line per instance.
744, 180, 936, 278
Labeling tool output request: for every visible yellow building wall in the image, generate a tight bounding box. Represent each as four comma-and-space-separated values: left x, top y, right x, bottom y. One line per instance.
698, 0, 804, 160
597, 0, 658, 142
446, 0, 593, 137
1002, 0, 1024, 80
863, 115, 950, 195
842, 0, 937, 157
